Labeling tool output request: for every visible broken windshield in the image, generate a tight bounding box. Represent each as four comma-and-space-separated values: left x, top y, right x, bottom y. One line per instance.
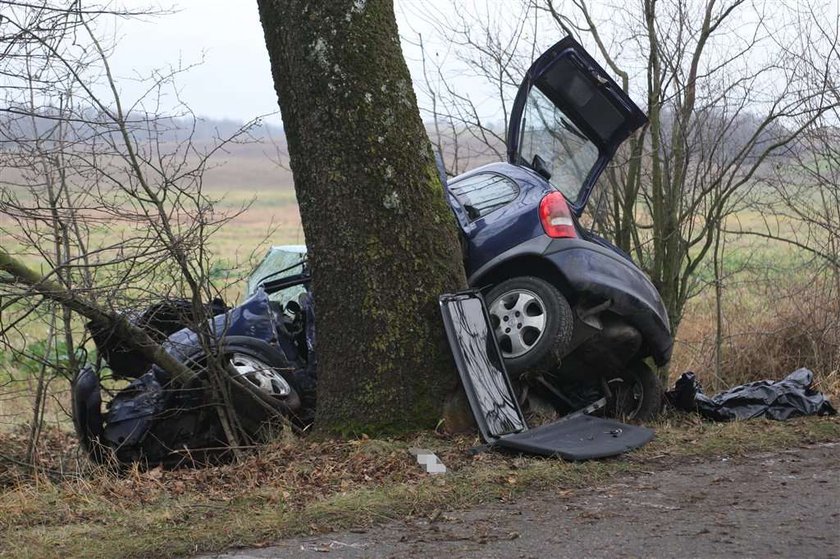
246, 246, 307, 306
518, 86, 600, 204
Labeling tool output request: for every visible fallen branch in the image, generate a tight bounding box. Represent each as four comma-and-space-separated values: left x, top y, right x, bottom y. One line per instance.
0, 247, 196, 386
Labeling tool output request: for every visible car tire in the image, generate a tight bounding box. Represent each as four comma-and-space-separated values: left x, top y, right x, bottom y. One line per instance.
187, 336, 303, 413
604, 361, 663, 421
485, 276, 574, 377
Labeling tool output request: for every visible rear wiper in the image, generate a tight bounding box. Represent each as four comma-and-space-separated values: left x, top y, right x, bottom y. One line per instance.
531, 154, 552, 181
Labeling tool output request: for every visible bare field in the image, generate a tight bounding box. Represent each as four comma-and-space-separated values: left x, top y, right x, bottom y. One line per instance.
1, 148, 838, 434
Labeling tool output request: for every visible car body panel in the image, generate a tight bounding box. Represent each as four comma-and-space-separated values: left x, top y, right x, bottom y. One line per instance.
154, 288, 301, 383
466, 235, 672, 366
71, 365, 105, 459
541, 239, 673, 365
439, 290, 654, 460
445, 162, 549, 276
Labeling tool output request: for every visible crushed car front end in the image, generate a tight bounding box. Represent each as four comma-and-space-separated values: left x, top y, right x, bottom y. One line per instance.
71, 286, 315, 466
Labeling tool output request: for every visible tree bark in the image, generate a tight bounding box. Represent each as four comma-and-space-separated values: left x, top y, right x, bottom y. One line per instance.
257, 0, 468, 436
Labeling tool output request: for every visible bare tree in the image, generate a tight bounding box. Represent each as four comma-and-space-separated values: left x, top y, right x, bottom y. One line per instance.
408, 0, 839, 334
0, 2, 280, 468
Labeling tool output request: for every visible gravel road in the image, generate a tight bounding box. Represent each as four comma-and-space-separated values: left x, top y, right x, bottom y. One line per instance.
210, 443, 840, 559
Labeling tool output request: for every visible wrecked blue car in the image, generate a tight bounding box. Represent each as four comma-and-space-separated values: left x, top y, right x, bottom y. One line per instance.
72, 246, 316, 465
72, 37, 673, 465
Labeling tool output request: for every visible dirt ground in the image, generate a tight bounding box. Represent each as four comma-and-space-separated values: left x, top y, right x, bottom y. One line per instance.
208, 443, 840, 559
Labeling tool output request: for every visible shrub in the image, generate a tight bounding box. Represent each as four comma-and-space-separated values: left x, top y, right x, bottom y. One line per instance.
672, 275, 840, 397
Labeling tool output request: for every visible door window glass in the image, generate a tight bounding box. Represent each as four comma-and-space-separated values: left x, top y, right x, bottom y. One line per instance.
448, 174, 519, 222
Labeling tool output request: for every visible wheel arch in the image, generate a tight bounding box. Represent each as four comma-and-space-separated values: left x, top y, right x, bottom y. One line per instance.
470, 255, 577, 305
471, 254, 669, 368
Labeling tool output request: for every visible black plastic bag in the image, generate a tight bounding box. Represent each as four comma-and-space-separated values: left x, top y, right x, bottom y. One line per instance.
666, 368, 837, 421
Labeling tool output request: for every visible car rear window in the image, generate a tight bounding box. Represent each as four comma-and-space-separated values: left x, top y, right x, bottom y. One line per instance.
518, 86, 600, 204
448, 174, 519, 221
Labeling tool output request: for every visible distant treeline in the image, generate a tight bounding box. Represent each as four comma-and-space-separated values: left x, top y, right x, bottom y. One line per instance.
0, 110, 285, 146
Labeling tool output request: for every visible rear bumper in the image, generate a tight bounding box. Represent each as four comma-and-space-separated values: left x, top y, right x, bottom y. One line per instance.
467, 235, 672, 366
542, 238, 672, 365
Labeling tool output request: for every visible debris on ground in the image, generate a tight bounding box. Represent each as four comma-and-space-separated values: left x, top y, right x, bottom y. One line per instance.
440, 291, 655, 460
409, 448, 447, 475
665, 368, 837, 421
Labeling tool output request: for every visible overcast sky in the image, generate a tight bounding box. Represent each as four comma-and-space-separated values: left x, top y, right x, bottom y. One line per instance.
110, 0, 470, 124
104, 1, 831, 127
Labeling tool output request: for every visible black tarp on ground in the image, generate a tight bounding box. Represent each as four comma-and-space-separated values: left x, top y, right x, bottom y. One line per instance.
666, 368, 837, 421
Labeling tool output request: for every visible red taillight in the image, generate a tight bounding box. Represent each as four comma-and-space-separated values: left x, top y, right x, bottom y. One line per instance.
539, 192, 577, 238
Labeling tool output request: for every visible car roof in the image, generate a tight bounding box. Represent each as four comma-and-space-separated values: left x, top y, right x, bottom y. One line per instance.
447, 161, 547, 188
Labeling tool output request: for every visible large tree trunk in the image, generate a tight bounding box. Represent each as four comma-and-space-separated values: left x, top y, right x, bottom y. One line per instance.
257, 0, 468, 436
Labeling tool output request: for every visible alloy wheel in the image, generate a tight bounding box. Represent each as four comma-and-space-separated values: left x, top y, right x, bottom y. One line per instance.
229, 353, 291, 397
488, 289, 547, 358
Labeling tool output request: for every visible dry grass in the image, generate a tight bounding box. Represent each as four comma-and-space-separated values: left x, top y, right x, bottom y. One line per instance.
672, 275, 840, 398
0, 416, 837, 559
